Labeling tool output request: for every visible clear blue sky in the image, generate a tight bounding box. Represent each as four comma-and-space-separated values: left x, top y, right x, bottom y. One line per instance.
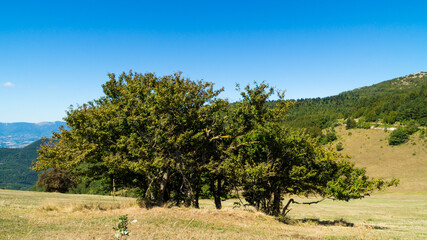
1, 0, 426, 122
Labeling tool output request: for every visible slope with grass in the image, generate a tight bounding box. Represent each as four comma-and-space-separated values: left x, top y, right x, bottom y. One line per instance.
333, 126, 427, 192
0, 189, 426, 239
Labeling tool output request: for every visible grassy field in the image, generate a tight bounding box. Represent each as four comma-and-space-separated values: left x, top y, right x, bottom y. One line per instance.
0, 189, 426, 239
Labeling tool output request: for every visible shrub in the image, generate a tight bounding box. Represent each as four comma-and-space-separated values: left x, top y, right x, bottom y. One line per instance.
319, 128, 337, 145
357, 121, 371, 129
36, 169, 75, 193
70, 178, 110, 195
346, 118, 357, 130
405, 120, 420, 135
336, 142, 344, 151
389, 128, 409, 145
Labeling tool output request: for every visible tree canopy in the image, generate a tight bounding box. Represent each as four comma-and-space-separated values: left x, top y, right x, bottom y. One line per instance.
32, 71, 398, 216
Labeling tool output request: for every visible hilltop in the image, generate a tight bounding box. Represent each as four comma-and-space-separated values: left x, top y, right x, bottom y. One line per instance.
286, 72, 427, 130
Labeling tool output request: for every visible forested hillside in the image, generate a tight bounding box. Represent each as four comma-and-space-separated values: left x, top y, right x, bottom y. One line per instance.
0, 140, 41, 190
285, 72, 427, 131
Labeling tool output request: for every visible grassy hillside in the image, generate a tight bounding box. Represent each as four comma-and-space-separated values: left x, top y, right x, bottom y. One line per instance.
0, 140, 42, 190
0, 189, 426, 239
333, 126, 427, 193
286, 72, 427, 130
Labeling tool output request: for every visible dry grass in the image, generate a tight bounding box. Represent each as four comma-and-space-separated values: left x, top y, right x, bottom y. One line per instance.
0, 189, 426, 239
335, 126, 427, 192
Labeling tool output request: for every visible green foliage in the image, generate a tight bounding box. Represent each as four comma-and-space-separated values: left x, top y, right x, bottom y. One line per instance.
36, 168, 75, 193
346, 118, 357, 130
388, 121, 421, 146
336, 142, 344, 151
0, 140, 41, 190
33, 71, 228, 208
320, 127, 337, 145
70, 178, 110, 195
228, 83, 398, 216
357, 120, 371, 129
284, 73, 427, 130
405, 120, 420, 135
389, 128, 409, 145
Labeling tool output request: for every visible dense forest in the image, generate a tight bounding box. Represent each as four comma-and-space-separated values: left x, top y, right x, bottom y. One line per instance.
0, 140, 41, 189
284, 72, 427, 133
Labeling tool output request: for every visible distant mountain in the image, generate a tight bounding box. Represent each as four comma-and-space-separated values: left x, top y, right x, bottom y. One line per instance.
0, 121, 66, 148
285, 72, 427, 130
0, 139, 42, 190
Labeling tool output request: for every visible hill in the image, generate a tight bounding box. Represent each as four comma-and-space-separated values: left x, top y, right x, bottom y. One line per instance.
0, 121, 65, 148
0, 139, 42, 190
333, 126, 427, 192
285, 72, 427, 130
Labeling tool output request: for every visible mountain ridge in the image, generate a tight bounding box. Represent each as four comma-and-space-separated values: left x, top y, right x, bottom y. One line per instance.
0, 121, 65, 148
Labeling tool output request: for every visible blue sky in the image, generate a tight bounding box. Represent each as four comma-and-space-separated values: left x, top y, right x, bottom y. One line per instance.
1, 0, 426, 122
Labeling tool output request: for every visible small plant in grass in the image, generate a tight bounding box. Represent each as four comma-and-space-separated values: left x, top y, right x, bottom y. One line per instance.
336, 142, 344, 151
112, 215, 130, 240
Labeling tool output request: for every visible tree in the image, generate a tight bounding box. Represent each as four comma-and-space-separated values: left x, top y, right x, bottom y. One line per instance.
388, 127, 409, 145
33, 71, 227, 207
229, 83, 398, 216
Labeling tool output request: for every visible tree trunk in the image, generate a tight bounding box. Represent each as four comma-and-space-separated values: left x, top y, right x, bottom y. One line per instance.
194, 188, 200, 209
272, 187, 282, 216
211, 177, 222, 209
158, 170, 169, 205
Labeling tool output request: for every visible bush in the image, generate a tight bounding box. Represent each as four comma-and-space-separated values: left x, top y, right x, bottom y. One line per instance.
405, 120, 420, 135
36, 169, 75, 193
357, 121, 371, 129
389, 128, 409, 145
319, 128, 337, 145
70, 178, 110, 195
346, 118, 357, 130
336, 142, 344, 151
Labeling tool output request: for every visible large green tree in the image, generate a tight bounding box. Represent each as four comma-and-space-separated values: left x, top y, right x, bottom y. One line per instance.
33, 72, 227, 207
